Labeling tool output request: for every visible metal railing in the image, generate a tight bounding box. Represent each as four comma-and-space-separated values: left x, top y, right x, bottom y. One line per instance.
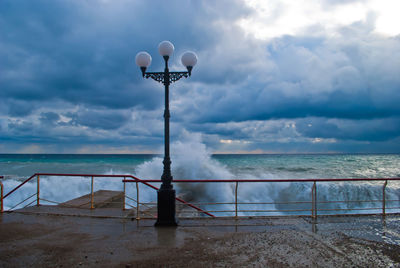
123, 178, 400, 218
1, 173, 213, 218
1, 174, 400, 219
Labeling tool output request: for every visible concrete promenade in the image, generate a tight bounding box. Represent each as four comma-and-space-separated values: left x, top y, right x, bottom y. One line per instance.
1, 209, 399, 267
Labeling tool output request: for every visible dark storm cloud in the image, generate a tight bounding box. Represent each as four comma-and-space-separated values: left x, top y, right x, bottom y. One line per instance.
183, 30, 400, 124
8, 120, 34, 133
1, 0, 399, 153
69, 109, 130, 130
7, 100, 36, 117
39, 112, 60, 125
0, 0, 251, 151
1, 0, 235, 110
0, 1, 154, 110
296, 117, 400, 142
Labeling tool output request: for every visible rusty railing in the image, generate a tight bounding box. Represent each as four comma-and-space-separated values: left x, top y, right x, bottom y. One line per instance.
124, 177, 400, 218
1, 173, 399, 219
1, 173, 214, 218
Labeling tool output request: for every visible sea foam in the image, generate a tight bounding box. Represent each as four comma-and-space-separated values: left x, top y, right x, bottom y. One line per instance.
1, 134, 399, 215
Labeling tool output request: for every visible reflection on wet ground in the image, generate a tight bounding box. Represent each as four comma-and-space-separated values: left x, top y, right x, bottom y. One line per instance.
1, 212, 399, 267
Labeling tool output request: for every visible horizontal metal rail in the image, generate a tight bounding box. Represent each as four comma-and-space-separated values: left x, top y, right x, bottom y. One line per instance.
7, 173, 398, 184
179, 199, 399, 206
124, 178, 400, 183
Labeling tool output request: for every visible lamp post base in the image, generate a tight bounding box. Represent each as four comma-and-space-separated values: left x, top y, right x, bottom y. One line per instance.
155, 188, 178, 227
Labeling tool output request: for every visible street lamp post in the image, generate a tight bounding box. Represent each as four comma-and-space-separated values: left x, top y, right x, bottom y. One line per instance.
135, 41, 197, 226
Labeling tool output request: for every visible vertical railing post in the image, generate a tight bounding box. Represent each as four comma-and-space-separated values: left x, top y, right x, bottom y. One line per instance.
90, 176, 94, 209
37, 175, 40, 206
123, 177, 126, 211
311, 181, 317, 219
383, 180, 388, 216
1, 181, 3, 213
136, 182, 140, 220
311, 182, 314, 218
235, 182, 238, 218
315, 182, 317, 218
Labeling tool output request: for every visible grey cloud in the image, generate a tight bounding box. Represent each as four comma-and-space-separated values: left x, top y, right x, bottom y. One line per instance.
296, 117, 400, 142
1, 0, 400, 153
70, 109, 130, 130
177, 26, 400, 124
7, 100, 35, 117
0, 0, 250, 112
8, 119, 34, 133
39, 112, 60, 125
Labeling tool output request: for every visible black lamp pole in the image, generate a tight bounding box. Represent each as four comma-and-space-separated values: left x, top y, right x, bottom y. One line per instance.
137, 43, 195, 226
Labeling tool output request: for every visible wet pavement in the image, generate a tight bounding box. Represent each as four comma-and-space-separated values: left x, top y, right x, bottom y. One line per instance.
1, 210, 399, 267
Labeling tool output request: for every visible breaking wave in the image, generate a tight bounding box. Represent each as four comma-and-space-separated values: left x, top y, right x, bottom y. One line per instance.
1, 133, 399, 215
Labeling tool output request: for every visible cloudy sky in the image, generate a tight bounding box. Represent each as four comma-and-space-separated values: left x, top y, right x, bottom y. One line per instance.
1, 0, 399, 154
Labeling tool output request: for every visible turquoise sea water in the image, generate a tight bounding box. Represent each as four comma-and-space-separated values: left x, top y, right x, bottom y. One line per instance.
1, 153, 400, 213
2, 153, 400, 179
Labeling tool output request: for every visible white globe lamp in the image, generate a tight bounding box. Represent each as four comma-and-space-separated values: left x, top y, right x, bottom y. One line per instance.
135, 51, 152, 76
181, 51, 198, 76
158, 41, 174, 57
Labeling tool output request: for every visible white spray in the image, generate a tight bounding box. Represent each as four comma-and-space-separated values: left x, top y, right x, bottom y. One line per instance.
2, 133, 399, 215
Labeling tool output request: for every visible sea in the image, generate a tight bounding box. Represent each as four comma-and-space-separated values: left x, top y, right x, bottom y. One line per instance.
1, 145, 400, 215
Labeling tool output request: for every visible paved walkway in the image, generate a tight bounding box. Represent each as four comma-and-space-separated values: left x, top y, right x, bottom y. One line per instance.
1, 209, 399, 267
